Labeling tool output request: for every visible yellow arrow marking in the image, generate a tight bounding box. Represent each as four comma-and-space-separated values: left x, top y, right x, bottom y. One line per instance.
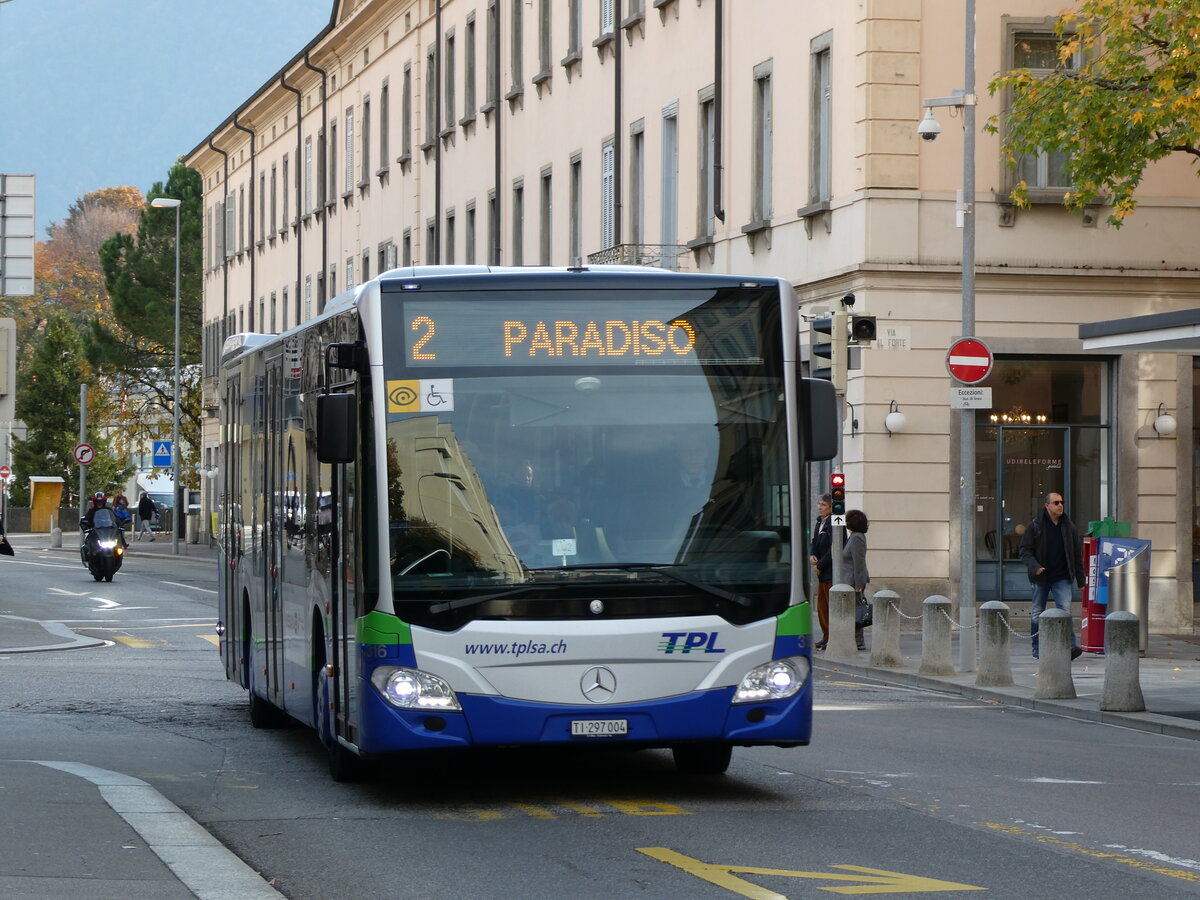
638, 848, 986, 896
198, 634, 220, 646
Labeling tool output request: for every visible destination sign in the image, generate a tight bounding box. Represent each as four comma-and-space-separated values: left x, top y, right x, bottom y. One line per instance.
396, 295, 764, 368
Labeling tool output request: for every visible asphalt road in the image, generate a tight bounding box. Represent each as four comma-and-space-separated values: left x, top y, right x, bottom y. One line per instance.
2, 548, 1198, 899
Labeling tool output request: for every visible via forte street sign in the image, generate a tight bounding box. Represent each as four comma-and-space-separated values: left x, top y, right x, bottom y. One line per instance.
946, 337, 993, 385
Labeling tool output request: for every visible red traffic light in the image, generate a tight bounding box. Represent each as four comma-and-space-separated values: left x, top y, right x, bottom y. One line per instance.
830, 473, 845, 488
830, 472, 846, 515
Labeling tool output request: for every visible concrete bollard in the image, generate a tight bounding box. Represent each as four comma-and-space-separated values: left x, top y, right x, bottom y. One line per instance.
1035, 608, 1076, 699
1101, 611, 1146, 712
869, 590, 902, 667
826, 584, 859, 660
919, 595, 955, 676
976, 600, 1013, 687
50, 527, 63, 549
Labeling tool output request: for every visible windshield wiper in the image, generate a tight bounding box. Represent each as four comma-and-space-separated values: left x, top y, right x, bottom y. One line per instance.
525, 563, 752, 608
428, 584, 542, 615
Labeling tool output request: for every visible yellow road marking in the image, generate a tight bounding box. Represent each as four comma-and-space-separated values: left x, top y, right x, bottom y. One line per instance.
982, 822, 1200, 883
109, 635, 161, 649
198, 634, 220, 646
638, 847, 986, 896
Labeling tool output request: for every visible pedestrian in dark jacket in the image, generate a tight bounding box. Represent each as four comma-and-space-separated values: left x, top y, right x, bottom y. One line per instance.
843, 509, 870, 651
1017, 491, 1084, 660
137, 492, 157, 542
809, 494, 832, 650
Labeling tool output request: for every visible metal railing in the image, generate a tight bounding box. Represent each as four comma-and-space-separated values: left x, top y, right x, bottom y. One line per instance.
586, 243, 691, 271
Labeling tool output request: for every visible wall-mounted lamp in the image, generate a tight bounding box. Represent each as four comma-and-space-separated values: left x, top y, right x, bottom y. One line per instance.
884, 400, 907, 437
1153, 402, 1178, 438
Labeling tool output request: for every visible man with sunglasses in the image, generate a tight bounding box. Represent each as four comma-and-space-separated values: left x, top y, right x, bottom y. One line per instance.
1018, 491, 1085, 661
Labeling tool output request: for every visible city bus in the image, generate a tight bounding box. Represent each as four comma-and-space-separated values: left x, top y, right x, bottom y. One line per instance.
217, 265, 836, 780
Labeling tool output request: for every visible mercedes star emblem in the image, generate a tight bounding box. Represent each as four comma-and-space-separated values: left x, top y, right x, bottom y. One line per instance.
580, 665, 617, 703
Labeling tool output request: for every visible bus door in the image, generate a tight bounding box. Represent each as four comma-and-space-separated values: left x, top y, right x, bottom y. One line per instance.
263, 357, 285, 705
327, 373, 361, 747
221, 374, 242, 683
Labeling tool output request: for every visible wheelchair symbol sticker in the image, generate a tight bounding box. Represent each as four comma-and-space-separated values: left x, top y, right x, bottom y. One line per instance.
387, 379, 454, 414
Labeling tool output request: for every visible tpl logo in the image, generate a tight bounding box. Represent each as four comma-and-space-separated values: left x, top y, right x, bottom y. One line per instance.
657, 632, 726, 654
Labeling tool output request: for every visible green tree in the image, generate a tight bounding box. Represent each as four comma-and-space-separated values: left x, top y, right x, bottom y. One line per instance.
9, 314, 132, 508
91, 161, 204, 480
988, 1, 1200, 226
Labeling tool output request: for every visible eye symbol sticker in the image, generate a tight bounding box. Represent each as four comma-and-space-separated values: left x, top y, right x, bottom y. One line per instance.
389, 384, 418, 407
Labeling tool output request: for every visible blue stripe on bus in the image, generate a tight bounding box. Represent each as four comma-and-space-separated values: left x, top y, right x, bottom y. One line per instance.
773, 634, 810, 657
355, 681, 812, 753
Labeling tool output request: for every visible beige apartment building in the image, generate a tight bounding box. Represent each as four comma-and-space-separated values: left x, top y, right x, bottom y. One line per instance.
185, 0, 1200, 633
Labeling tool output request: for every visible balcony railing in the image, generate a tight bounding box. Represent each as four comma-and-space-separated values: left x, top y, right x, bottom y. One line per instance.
586, 243, 691, 271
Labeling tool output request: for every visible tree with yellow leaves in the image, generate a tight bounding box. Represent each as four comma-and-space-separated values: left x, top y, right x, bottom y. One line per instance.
988, 0, 1200, 226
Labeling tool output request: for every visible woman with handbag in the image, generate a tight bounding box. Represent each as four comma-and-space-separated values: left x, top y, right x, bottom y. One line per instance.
843, 509, 870, 650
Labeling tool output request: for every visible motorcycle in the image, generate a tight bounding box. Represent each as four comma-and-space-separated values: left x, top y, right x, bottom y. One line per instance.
80, 507, 126, 582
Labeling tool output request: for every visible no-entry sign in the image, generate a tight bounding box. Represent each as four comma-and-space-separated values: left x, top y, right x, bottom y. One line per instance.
0, 465, 10, 480
946, 338, 993, 385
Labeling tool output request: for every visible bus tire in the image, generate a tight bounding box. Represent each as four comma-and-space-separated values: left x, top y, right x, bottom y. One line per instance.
313, 628, 370, 783
672, 742, 733, 775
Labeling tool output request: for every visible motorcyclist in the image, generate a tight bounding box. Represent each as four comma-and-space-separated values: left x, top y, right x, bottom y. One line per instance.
81, 492, 108, 531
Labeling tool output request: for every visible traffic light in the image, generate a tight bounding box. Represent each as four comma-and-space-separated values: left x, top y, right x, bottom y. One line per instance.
849, 314, 877, 345
810, 310, 848, 393
830, 472, 846, 516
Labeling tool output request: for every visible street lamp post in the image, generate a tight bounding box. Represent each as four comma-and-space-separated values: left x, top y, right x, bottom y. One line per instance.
920, 0, 977, 671
150, 196, 182, 555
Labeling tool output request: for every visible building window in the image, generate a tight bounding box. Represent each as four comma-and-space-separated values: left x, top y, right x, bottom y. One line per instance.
225, 197, 234, 258
1010, 30, 1079, 190
539, 168, 552, 265
697, 91, 716, 237
362, 96, 372, 183
346, 257, 355, 290
270, 165, 278, 234
330, 119, 338, 198
601, 141, 615, 250
379, 81, 390, 169
239, 185, 246, 249
488, 190, 499, 265
810, 34, 832, 205
629, 121, 644, 245
305, 136, 314, 211
305, 274, 313, 321
282, 155, 290, 226
466, 202, 476, 264
270, 292, 277, 333
317, 128, 328, 205
464, 17, 477, 117
259, 172, 266, 239
426, 218, 436, 263
538, 0, 551, 76
403, 228, 413, 266
567, 0, 582, 56
445, 32, 456, 129
445, 209, 456, 264
402, 64, 413, 159
661, 102, 678, 246
752, 61, 773, 223
512, 180, 524, 265
510, 0, 523, 92
486, 1, 499, 107
569, 154, 582, 264
345, 106, 355, 192
425, 47, 437, 146
362, 249, 370, 283
600, 0, 615, 36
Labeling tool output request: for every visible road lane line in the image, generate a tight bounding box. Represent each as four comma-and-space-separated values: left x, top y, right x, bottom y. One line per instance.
162, 580, 218, 595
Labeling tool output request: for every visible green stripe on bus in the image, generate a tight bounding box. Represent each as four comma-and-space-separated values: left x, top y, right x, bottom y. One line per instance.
358, 610, 413, 646
776, 603, 812, 636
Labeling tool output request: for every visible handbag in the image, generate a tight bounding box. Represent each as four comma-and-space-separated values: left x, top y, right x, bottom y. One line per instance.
854, 591, 873, 628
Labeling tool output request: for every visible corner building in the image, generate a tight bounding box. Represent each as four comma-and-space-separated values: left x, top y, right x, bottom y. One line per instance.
186, 0, 1200, 634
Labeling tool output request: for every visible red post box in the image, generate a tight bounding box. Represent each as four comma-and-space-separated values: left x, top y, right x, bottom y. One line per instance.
1080, 536, 1105, 653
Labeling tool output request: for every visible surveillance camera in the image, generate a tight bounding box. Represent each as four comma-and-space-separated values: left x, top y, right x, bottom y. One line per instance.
841, 293, 856, 308
917, 108, 941, 142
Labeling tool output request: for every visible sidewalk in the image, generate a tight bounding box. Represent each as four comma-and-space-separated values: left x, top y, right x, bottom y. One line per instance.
816, 629, 1200, 742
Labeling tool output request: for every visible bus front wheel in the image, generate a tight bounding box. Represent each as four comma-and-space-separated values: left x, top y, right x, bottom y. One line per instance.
672, 742, 733, 775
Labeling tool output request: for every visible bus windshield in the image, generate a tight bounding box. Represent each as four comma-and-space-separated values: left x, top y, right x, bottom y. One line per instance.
379, 284, 791, 619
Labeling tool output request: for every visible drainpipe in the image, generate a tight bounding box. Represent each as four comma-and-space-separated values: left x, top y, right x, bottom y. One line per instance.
303, 51, 329, 311
279, 68, 304, 324
232, 114, 256, 330
613, 0, 623, 247
713, 0, 725, 224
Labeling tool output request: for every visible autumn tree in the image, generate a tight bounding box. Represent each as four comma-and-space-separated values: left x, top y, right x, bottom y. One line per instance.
9, 314, 132, 508
91, 161, 203, 480
0, 186, 142, 362
988, 1, 1200, 226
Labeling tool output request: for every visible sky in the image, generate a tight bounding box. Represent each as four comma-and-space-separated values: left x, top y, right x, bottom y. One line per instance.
0, 0, 333, 239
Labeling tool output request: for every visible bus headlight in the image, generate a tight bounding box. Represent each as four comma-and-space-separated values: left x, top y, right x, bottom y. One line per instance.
370, 666, 462, 711
732, 657, 810, 704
